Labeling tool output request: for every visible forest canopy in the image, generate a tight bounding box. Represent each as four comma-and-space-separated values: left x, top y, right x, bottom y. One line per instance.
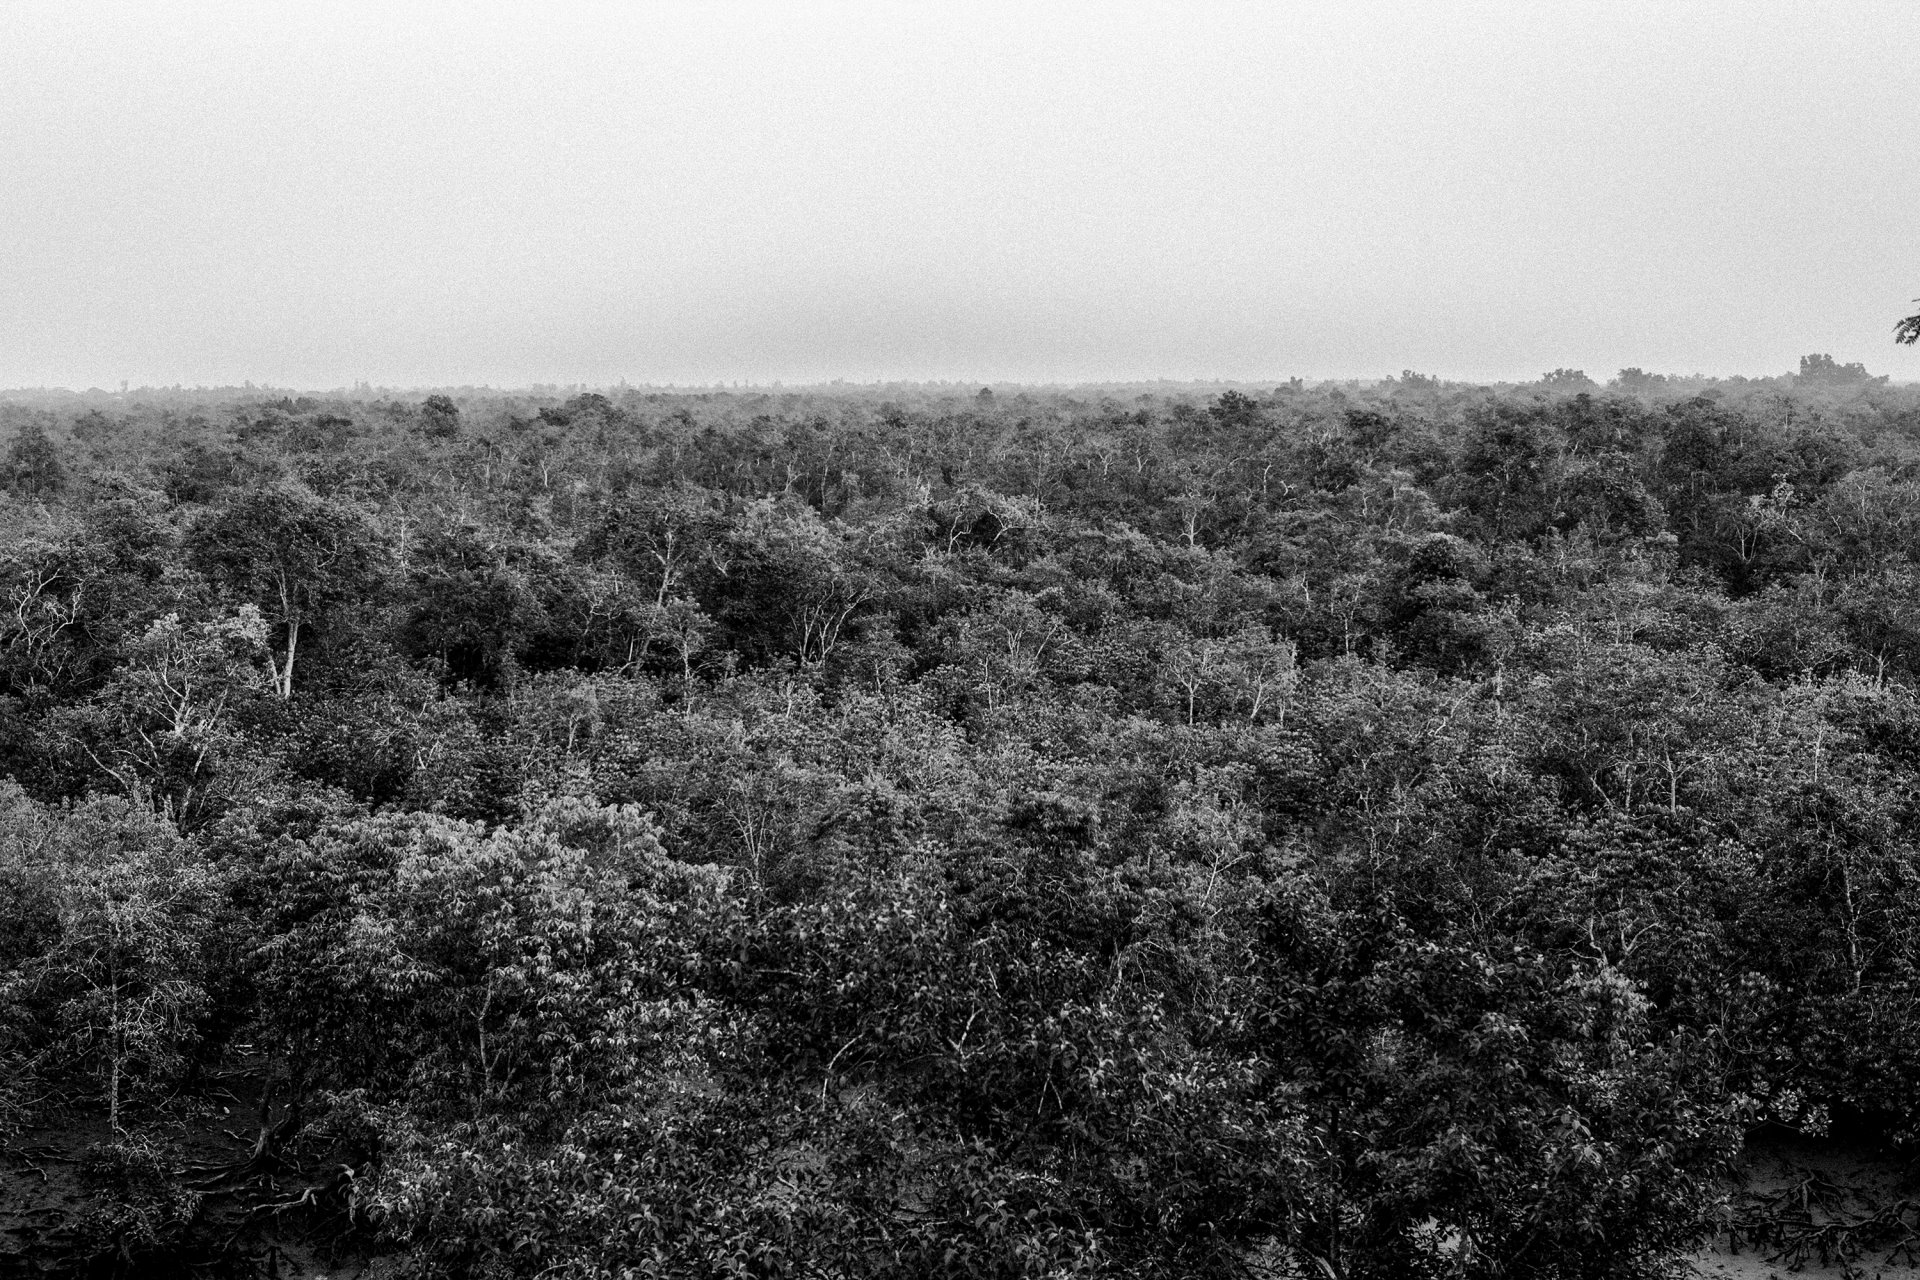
6, 366, 1920, 1276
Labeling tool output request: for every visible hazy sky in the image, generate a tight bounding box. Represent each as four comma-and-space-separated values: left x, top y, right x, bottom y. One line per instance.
4, 1, 1918, 388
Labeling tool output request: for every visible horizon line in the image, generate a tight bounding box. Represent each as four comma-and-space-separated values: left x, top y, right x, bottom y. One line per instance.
3, 372, 1906, 398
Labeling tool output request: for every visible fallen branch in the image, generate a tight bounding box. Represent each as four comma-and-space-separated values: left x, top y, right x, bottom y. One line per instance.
249, 1183, 324, 1217
1730, 1169, 1920, 1271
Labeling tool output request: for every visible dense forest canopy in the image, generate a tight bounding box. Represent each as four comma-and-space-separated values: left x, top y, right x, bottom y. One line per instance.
7, 366, 1920, 1276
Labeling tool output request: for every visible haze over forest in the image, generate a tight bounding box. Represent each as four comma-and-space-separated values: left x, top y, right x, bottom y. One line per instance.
5, 0, 1920, 390
16, 4, 1920, 1277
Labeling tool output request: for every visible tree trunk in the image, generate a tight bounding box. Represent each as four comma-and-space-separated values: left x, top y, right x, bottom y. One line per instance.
276, 620, 298, 700
274, 572, 300, 699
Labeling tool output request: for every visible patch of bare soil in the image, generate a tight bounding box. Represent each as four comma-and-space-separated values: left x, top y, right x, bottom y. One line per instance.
1690, 1133, 1920, 1280
0, 1066, 398, 1279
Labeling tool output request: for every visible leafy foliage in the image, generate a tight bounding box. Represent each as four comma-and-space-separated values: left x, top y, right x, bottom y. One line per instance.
7, 373, 1920, 1274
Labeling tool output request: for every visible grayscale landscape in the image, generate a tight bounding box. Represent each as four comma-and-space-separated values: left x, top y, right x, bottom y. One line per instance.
4, 3, 1920, 1277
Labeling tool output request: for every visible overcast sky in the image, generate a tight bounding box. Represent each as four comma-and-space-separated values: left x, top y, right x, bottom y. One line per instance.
3, 1, 1917, 389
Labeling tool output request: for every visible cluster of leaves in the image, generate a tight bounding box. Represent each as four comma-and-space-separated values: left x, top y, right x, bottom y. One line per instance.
3, 371, 1920, 1276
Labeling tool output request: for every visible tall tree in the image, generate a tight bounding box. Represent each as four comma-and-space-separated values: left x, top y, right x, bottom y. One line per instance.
3, 421, 66, 499
188, 483, 385, 699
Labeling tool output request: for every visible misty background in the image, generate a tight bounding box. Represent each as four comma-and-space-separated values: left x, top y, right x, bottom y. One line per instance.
3, 0, 1917, 390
